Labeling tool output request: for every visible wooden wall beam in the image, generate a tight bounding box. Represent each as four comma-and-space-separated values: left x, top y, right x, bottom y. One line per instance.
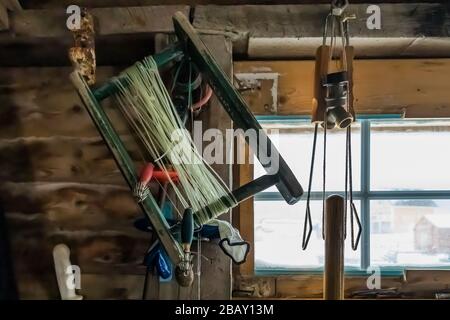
194, 4, 450, 58
18, 1, 450, 10
6, 5, 189, 38
234, 59, 450, 118
198, 35, 234, 300
0, 3, 8, 30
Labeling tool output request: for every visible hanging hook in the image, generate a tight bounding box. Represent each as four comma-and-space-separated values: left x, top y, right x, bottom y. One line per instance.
331, 0, 348, 16
350, 202, 362, 250
302, 124, 319, 250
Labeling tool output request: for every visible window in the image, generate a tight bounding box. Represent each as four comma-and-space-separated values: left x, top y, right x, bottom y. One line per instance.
254, 118, 450, 273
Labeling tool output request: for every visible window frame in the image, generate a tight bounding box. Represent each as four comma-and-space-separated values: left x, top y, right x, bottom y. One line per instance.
254, 115, 450, 276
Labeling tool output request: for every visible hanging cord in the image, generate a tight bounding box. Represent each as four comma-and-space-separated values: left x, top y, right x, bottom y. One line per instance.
347, 125, 362, 250
302, 124, 318, 250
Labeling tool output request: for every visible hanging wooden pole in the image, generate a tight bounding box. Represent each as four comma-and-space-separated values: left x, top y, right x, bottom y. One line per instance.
323, 194, 345, 300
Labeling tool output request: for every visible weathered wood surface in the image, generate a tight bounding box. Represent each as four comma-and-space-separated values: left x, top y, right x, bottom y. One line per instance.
0, 67, 136, 137
233, 140, 254, 276
234, 273, 450, 299
19, 1, 445, 10
194, 4, 450, 58
0, 2, 8, 30
0, 137, 142, 184
0, 34, 156, 67
234, 59, 450, 118
17, 273, 144, 300
197, 35, 233, 300
0, 65, 154, 298
6, 6, 190, 38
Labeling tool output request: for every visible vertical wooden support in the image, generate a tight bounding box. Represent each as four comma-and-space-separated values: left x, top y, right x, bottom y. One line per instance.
198, 35, 233, 300
0, 3, 9, 30
323, 195, 345, 300
233, 141, 254, 276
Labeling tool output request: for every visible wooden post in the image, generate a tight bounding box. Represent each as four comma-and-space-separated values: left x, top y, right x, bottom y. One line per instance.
323, 194, 345, 300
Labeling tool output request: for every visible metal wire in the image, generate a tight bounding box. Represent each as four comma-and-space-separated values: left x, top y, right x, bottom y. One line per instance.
302, 124, 319, 250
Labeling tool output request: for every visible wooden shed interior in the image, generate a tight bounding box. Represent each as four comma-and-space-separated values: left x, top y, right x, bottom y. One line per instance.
1, 0, 450, 301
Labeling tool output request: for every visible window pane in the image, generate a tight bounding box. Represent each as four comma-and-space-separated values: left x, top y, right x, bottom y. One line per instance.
370, 199, 450, 267
254, 121, 361, 192
371, 120, 450, 191
255, 200, 361, 270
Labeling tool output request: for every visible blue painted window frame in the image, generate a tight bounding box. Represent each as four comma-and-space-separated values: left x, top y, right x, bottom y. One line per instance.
254, 115, 450, 276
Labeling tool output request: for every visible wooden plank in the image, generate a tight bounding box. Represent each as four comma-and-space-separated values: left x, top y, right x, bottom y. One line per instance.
8, 228, 149, 275
197, 35, 233, 300
20, 1, 426, 10
0, 67, 136, 138
194, 4, 450, 58
0, 182, 146, 230
0, 136, 142, 184
7, 5, 189, 38
17, 273, 144, 299
235, 272, 450, 299
235, 275, 404, 299
233, 141, 254, 276
0, 3, 8, 30
234, 59, 450, 118
0, 34, 156, 67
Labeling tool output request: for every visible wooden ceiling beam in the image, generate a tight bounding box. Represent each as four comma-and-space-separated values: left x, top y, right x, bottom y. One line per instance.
234, 59, 450, 118
5, 5, 189, 38
194, 3, 450, 58
18, 1, 449, 9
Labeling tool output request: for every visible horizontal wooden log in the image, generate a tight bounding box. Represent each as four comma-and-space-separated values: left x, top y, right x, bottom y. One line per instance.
20, 1, 422, 10
0, 67, 135, 138
0, 3, 8, 31
234, 59, 450, 118
0, 136, 142, 184
194, 4, 450, 58
234, 274, 448, 299
7, 6, 190, 38
8, 230, 149, 275
0, 34, 157, 67
1, 182, 144, 228
16, 273, 144, 299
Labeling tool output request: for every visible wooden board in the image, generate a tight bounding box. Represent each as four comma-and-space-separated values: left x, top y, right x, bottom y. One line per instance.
0, 3, 8, 30
0, 67, 138, 138
20, 1, 428, 9
196, 35, 233, 300
234, 59, 450, 118
194, 4, 450, 58
232, 140, 254, 276
7, 6, 190, 38
0, 65, 155, 298
0, 136, 142, 184
17, 273, 144, 300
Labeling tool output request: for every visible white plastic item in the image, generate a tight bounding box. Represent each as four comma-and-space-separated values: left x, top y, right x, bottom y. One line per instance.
53, 244, 83, 300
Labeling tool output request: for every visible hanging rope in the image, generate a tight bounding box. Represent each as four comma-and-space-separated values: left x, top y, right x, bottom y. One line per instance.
112, 56, 237, 225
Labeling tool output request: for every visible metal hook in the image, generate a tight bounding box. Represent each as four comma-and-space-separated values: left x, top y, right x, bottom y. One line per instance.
302, 205, 313, 250
331, 0, 349, 16
350, 202, 362, 250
